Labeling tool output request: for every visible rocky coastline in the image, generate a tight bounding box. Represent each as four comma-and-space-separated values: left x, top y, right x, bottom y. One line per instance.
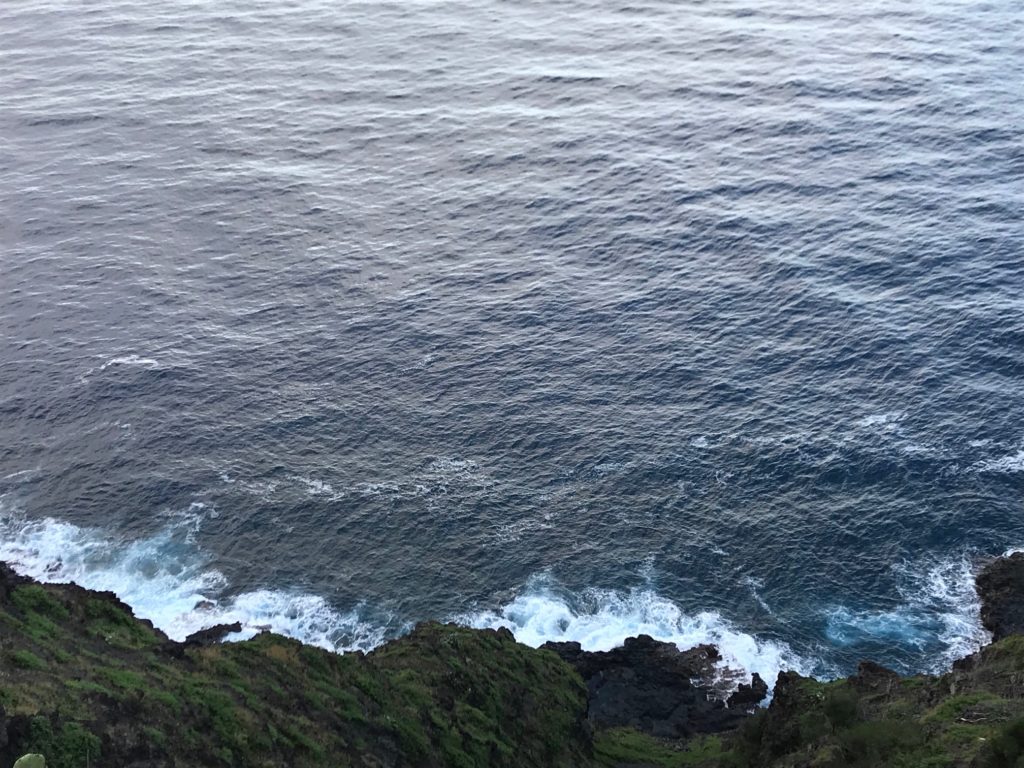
2, 554, 1024, 767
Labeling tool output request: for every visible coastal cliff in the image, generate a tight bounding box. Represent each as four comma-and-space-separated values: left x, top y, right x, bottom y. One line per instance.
3, 556, 1024, 767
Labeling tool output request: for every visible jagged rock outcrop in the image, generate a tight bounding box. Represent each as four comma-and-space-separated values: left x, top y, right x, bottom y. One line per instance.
182, 622, 243, 647
542, 634, 763, 738
976, 552, 1024, 641
727, 672, 769, 710
849, 660, 902, 696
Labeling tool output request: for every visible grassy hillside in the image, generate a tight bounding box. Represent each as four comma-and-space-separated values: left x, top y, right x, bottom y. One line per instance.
4, 563, 1024, 768
0, 566, 590, 767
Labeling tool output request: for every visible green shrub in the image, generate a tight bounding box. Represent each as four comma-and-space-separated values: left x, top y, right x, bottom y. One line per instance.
986, 717, 1024, 767
836, 720, 923, 765
823, 688, 860, 730
96, 667, 146, 690
9, 650, 46, 670
64, 679, 116, 698
25, 718, 101, 768
593, 728, 728, 767
11, 586, 69, 621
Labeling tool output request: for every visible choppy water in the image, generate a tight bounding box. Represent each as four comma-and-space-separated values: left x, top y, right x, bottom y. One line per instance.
2, 0, 1023, 684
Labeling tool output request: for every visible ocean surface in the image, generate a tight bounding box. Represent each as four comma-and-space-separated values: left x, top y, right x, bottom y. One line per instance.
2, 0, 1023, 686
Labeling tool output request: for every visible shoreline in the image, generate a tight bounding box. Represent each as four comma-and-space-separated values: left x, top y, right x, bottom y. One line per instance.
1, 512, 992, 686
2, 554, 1024, 766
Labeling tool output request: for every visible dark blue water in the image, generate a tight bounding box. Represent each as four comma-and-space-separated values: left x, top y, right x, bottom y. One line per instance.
1, 0, 1023, 682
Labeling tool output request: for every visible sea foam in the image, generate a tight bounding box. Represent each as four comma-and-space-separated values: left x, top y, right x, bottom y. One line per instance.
0, 505, 387, 652
974, 448, 1024, 474
455, 576, 819, 686
0, 502, 813, 685
0, 499, 994, 686
824, 555, 990, 672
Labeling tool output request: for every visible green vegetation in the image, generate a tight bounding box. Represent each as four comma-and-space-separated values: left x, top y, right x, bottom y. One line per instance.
21, 719, 101, 768
6, 571, 1024, 767
594, 730, 728, 767
0, 580, 589, 767
8, 649, 47, 671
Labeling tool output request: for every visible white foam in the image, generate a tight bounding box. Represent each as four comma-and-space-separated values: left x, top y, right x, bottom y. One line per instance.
455, 577, 815, 687
742, 576, 773, 615
900, 444, 931, 455
1, 468, 41, 483
0, 500, 995, 684
492, 515, 555, 544
295, 476, 337, 497
0, 506, 384, 652
824, 555, 990, 671
426, 457, 480, 477
856, 412, 905, 432
99, 355, 161, 371
974, 449, 1024, 474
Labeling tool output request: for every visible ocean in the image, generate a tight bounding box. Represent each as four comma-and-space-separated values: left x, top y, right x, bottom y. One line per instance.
1, 0, 1023, 686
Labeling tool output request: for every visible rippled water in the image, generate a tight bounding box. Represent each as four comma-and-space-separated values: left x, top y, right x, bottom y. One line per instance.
1, 0, 1023, 682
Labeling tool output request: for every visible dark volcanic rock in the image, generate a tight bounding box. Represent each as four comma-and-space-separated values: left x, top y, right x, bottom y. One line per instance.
184, 622, 243, 647
850, 660, 901, 696
0, 563, 31, 601
542, 634, 762, 738
976, 552, 1024, 641
160, 622, 242, 657
727, 672, 769, 710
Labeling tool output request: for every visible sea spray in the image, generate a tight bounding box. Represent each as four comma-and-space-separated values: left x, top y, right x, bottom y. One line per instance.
824, 553, 990, 673
454, 575, 821, 686
0, 499, 994, 682
0, 505, 388, 651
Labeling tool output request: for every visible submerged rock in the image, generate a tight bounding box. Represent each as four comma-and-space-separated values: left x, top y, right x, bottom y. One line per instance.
542, 634, 762, 738
13, 756, 45, 768
976, 552, 1024, 641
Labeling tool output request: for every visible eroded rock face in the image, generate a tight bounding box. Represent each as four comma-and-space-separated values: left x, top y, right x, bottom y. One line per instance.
976, 552, 1024, 641
541, 634, 764, 738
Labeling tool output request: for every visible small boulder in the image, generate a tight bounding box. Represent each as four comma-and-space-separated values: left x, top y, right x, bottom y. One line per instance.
14, 755, 46, 768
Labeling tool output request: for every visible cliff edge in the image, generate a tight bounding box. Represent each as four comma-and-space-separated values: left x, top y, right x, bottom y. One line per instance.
1, 555, 1024, 767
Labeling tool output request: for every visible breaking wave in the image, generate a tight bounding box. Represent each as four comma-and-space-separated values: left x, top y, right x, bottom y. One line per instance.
0, 503, 389, 652
0, 499, 995, 685
456, 576, 821, 685
824, 554, 990, 672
